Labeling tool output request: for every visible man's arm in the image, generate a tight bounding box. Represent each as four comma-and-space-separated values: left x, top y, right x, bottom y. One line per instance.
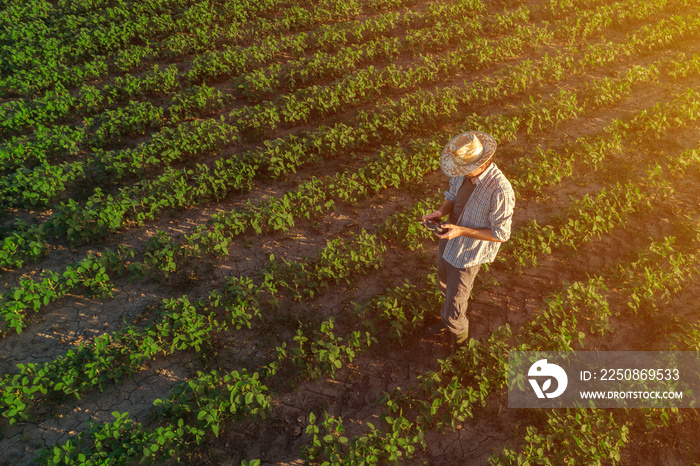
422, 200, 454, 222
437, 185, 515, 242
422, 177, 462, 222
436, 224, 503, 242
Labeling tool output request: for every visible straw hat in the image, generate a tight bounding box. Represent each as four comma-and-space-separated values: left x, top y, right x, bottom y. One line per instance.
440, 131, 497, 177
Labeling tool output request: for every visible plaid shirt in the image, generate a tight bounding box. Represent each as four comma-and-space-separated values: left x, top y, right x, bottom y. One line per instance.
442, 163, 515, 268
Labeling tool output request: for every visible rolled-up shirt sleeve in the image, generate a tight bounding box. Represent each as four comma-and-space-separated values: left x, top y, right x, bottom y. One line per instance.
489, 187, 515, 242
444, 176, 462, 202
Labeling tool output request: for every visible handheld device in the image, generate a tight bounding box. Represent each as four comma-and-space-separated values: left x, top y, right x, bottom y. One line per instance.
422, 218, 447, 235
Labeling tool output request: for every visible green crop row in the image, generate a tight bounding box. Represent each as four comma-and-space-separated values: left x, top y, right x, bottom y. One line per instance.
9, 227, 387, 461
3, 9, 694, 284
7, 0, 610, 148
273, 148, 695, 459
190, 0, 483, 85
0, 296, 218, 424
0, 165, 480, 461
235, 0, 492, 100
1, 0, 209, 95
2, 30, 697, 347
503, 89, 700, 267
0, 122, 87, 174
4, 0, 668, 202
304, 229, 700, 464
2, 0, 696, 332
0, 19, 486, 208
297, 114, 700, 366
0, 0, 365, 98
0, 1, 503, 210
0, 0, 450, 145
260, 9, 700, 177
0, 0, 294, 93
0, 13, 548, 263
2, 1, 697, 463
493, 232, 700, 464
0, 227, 385, 426
191, 43, 700, 256
12, 115, 697, 465
0, 254, 113, 333
504, 180, 654, 268
512, 56, 700, 194
38, 369, 270, 465
1, 0, 195, 73
4, 0, 672, 191
295, 90, 700, 461
31, 17, 545, 236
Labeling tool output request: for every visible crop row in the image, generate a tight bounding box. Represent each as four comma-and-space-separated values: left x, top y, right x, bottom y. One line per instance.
232, 1, 503, 100
7, 121, 695, 465
511, 60, 700, 194
0, 15, 551, 262
1, 0, 198, 72
3, 2, 697, 464
304, 220, 700, 464
0, 1, 517, 201
1, 0, 673, 107
237, 11, 700, 176
294, 94, 700, 461
504, 87, 700, 267
2, 227, 390, 463
14, 118, 699, 462
0, 9, 495, 206
303, 214, 700, 463
3, 48, 699, 343
0, 0, 472, 143
2, 51, 493, 210
0, 296, 217, 424
0, 0, 696, 342
39, 369, 271, 465
7, 0, 667, 159
0, 143, 437, 331
186, 0, 480, 85
0, 0, 369, 98
0, 189, 527, 460
1, 0, 228, 93
2, 1, 683, 274
0, 227, 385, 426
0, 254, 113, 333
2, 0, 673, 174
13, 119, 666, 427
123, 0, 669, 86
494, 233, 700, 464
0, 53, 695, 339
370, 139, 700, 342
3, 0, 620, 143
126, 55, 700, 264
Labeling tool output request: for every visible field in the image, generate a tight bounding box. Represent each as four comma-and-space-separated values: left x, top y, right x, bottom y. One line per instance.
1, 0, 700, 463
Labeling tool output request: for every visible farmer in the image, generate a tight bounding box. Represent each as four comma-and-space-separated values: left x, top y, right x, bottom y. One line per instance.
421, 131, 515, 354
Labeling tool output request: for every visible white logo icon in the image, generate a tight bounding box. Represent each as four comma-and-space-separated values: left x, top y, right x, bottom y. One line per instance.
528, 359, 568, 398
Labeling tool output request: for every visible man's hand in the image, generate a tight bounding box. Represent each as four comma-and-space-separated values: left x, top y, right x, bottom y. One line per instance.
436, 223, 464, 240
422, 210, 444, 223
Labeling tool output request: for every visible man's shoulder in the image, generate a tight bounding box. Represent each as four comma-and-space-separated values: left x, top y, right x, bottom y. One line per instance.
448, 175, 465, 189
485, 164, 515, 196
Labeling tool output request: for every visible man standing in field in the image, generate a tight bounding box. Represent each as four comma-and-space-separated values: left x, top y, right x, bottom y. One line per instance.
421, 131, 515, 355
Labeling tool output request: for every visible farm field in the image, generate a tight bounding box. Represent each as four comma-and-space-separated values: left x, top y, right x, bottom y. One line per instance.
1, 0, 700, 463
